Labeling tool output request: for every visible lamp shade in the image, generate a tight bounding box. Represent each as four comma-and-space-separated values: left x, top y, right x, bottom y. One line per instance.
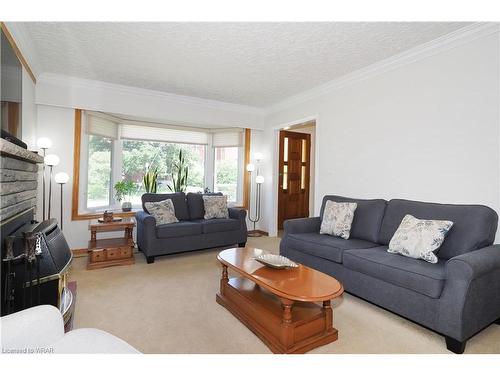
254, 152, 263, 161
54, 172, 69, 184
255, 175, 264, 184
44, 154, 60, 167
36, 137, 52, 149
246, 163, 255, 172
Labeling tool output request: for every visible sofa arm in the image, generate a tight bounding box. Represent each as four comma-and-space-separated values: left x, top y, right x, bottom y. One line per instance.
136, 210, 156, 226
135, 211, 156, 254
283, 217, 321, 235
438, 245, 500, 341
446, 245, 500, 280
1, 305, 65, 351
229, 207, 247, 221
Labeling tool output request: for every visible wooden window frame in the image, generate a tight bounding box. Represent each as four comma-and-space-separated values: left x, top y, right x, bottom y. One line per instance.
71, 110, 251, 220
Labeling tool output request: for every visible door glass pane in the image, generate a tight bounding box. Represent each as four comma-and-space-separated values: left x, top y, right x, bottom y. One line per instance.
301, 165, 306, 190
283, 137, 288, 162
301, 139, 307, 162
283, 165, 288, 190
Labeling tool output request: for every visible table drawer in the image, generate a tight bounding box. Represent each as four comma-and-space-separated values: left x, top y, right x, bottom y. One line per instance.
106, 248, 121, 260
119, 247, 132, 258
90, 250, 106, 263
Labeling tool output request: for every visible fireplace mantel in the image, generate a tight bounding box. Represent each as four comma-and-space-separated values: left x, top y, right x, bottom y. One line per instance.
0, 138, 43, 164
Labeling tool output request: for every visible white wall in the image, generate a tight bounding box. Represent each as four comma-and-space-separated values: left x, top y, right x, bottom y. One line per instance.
264, 30, 500, 239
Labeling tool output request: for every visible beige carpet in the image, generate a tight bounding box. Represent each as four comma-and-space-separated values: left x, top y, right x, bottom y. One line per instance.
69, 236, 500, 354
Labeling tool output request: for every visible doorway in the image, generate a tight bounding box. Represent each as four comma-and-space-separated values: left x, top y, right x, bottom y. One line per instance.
277, 127, 312, 229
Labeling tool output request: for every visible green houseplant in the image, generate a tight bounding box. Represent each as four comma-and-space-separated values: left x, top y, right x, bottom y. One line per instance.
114, 180, 136, 212
143, 167, 159, 193
167, 149, 189, 192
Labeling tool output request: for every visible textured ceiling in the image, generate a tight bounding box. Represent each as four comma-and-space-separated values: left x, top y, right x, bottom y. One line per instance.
23, 22, 471, 107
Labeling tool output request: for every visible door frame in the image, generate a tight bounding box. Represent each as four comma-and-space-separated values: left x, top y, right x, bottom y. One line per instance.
269, 115, 319, 236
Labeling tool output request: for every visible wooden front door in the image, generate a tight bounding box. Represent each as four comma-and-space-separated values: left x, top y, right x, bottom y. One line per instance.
278, 130, 311, 229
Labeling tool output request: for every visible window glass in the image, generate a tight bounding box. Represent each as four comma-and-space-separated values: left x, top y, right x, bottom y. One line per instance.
121, 140, 205, 206
214, 146, 239, 202
86, 135, 112, 208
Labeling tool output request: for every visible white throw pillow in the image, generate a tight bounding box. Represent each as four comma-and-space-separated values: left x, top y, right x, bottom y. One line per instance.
320, 201, 357, 239
144, 199, 179, 225
388, 214, 454, 263
203, 195, 229, 219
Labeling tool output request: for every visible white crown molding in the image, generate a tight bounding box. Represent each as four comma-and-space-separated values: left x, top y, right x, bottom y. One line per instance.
266, 22, 500, 114
37, 72, 266, 116
4, 22, 42, 79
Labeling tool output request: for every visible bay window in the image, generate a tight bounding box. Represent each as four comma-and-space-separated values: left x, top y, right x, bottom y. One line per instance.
77, 111, 246, 216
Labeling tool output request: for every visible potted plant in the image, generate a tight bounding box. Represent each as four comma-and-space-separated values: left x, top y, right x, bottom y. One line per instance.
167, 149, 189, 192
114, 180, 136, 212
143, 167, 159, 193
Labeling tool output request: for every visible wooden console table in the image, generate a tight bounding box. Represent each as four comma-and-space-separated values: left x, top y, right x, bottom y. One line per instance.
87, 217, 135, 270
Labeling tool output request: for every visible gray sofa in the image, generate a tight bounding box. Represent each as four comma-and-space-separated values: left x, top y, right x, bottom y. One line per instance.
280, 195, 500, 353
136, 192, 247, 263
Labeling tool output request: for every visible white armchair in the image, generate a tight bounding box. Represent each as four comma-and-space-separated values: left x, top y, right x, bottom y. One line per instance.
1, 305, 139, 354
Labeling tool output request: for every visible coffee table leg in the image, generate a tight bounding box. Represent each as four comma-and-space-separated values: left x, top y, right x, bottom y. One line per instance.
323, 300, 333, 330
281, 299, 294, 324
220, 264, 229, 294
280, 298, 294, 349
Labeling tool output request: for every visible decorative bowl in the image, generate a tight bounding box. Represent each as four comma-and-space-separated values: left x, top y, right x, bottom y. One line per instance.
254, 254, 299, 269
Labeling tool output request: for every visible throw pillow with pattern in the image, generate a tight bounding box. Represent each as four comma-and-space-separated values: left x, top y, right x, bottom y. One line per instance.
145, 199, 179, 225
388, 214, 454, 263
320, 201, 358, 239
203, 195, 229, 219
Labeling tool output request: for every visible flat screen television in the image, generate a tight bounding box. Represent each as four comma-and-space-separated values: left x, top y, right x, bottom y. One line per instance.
1, 26, 24, 145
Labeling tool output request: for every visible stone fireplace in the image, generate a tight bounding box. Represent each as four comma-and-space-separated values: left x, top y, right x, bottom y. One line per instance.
1, 138, 75, 328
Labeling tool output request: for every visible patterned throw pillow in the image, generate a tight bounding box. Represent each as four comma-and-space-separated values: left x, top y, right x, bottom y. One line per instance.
144, 199, 179, 225
388, 214, 454, 263
320, 201, 358, 239
203, 195, 229, 219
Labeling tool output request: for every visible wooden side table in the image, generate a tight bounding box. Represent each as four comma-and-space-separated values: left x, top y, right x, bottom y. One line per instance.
87, 217, 136, 270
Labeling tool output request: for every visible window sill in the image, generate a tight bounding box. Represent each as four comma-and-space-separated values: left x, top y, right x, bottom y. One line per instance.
71, 210, 139, 221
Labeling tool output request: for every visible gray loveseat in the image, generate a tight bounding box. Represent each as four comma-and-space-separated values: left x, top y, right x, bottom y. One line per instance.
136, 192, 247, 264
280, 195, 500, 353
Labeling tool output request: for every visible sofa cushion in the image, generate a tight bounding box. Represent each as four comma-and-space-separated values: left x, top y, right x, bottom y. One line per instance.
287, 233, 378, 264
388, 214, 454, 264
187, 192, 223, 220
379, 199, 498, 259
343, 246, 446, 298
320, 201, 357, 239
144, 199, 179, 225
320, 195, 387, 243
196, 219, 240, 234
142, 193, 189, 221
156, 221, 202, 239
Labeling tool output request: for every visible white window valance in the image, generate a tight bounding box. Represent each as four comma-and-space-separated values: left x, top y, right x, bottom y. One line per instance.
120, 124, 210, 145
86, 113, 119, 139
212, 129, 244, 147
84, 111, 244, 147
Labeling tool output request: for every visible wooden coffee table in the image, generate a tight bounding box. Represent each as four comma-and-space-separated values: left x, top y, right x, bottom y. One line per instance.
216, 247, 344, 354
